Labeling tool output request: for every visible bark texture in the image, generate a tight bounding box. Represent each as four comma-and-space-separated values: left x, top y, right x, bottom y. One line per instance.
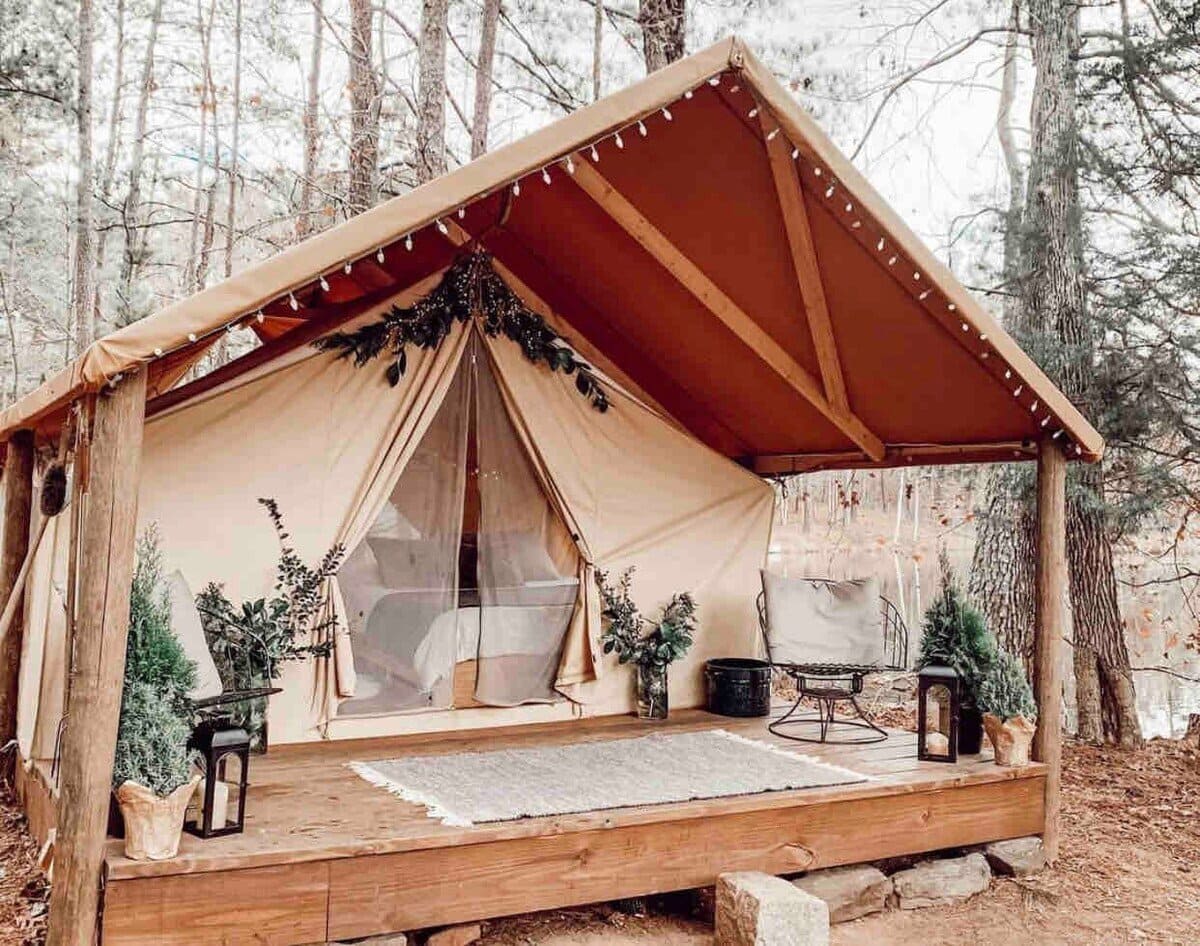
415, 0, 450, 183
347, 0, 379, 214
298, 0, 323, 238
639, 0, 685, 73
1024, 0, 1141, 747
72, 0, 96, 354
470, 0, 500, 160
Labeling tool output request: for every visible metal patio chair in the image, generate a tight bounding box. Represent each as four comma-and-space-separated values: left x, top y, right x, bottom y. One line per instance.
757, 578, 908, 744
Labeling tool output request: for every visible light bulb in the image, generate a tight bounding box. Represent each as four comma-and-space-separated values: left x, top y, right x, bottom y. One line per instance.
637, 120, 647, 137
662, 107, 672, 121
542, 168, 552, 185
405, 234, 413, 251
320, 276, 330, 291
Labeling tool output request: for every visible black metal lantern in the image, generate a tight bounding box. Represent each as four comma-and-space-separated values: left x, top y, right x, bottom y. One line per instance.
917, 665, 960, 763
185, 720, 250, 838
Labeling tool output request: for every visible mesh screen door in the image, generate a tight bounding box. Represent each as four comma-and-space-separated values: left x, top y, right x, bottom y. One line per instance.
337, 332, 579, 716
337, 357, 470, 715
470, 344, 579, 705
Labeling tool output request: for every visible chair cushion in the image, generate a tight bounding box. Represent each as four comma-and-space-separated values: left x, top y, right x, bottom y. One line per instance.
760, 572, 884, 668
167, 569, 226, 700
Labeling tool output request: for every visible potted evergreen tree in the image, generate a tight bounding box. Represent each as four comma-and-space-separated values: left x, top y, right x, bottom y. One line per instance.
977, 649, 1038, 766
112, 530, 200, 860
917, 565, 997, 754
598, 568, 697, 720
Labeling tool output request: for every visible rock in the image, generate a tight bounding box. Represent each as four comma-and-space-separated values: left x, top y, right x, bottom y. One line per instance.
985, 837, 1046, 877
792, 865, 892, 923
425, 923, 482, 946
716, 871, 829, 945
891, 853, 991, 909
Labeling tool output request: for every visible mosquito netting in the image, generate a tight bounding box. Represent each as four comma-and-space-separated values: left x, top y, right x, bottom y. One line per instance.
337, 336, 578, 714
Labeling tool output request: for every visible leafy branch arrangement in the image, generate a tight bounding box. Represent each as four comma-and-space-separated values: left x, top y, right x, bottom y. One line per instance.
598, 568, 697, 669
314, 251, 610, 411
196, 499, 345, 746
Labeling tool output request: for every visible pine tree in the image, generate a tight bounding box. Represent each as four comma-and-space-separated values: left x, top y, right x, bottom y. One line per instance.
918, 578, 997, 702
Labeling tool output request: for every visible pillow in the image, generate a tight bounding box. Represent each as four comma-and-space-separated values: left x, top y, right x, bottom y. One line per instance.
760, 572, 884, 668
167, 569, 226, 700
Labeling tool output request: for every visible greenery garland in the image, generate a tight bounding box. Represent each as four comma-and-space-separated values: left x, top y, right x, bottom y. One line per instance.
314, 252, 609, 411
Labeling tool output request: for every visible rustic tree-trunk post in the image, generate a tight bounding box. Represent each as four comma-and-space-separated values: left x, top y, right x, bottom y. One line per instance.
1033, 438, 1066, 863
0, 428, 35, 778
46, 372, 147, 946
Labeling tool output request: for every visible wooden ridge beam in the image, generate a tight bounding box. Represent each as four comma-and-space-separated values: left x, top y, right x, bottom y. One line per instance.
754, 99, 849, 415
567, 160, 885, 462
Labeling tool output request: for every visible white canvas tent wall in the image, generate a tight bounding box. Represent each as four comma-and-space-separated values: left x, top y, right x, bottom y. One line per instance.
17, 289, 774, 751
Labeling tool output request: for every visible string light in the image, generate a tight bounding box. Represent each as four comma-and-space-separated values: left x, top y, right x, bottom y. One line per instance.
824, 185, 835, 198
948, 303, 957, 311
845, 202, 853, 213
436, 219, 449, 235
919, 289, 931, 300
1013, 385, 1024, 397
729, 84, 740, 94
590, 144, 600, 162
791, 147, 799, 159
565, 155, 576, 174
542, 168, 552, 185
512, 180, 521, 196
319, 275, 330, 292
661, 107, 673, 121
748, 107, 759, 119
343, 260, 352, 274
255, 310, 264, 323
684, 89, 694, 99
979, 333, 988, 341
1052, 429, 1065, 439
708, 76, 721, 87
637, 120, 647, 137
876, 237, 885, 251
376, 247, 385, 264
615, 131, 624, 149
405, 234, 414, 251
814, 167, 823, 176
851, 220, 862, 229
1004, 370, 1012, 379
888, 256, 897, 266
913, 271, 921, 281
1041, 416, 1051, 427
961, 322, 969, 332
289, 293, 299, 310
457, 207, 466, 218
153, 347, 163, 357
187, 332, 197, 342
1030, 401, 1039, 412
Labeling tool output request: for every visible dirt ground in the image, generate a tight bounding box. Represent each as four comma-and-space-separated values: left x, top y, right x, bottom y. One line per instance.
1, 737, 1197, 946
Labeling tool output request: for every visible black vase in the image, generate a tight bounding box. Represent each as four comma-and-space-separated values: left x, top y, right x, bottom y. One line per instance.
959, 705, 985, 755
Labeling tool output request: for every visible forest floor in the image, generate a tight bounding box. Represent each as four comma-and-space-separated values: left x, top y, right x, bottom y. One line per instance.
0, 735, 1196, 945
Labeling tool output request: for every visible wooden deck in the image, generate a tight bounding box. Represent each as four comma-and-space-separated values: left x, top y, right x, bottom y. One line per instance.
91, 709, 1044, 945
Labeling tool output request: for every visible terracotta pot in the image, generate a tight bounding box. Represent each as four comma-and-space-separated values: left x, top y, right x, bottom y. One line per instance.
115, 775, 200, 861
983, 713, 1036, 767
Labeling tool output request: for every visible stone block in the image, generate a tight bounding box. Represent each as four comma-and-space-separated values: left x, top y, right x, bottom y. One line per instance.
891, 853, 991, 909
792, 865, 891, 923
985, 836, 1046, 877
425, 923, 481, 946
716, 871, 829, 945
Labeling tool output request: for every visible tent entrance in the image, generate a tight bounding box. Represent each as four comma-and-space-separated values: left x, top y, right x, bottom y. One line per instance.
336, 333, 580, 717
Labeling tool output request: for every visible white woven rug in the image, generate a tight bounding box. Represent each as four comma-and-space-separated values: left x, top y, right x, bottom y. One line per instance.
349, 730, 868, 826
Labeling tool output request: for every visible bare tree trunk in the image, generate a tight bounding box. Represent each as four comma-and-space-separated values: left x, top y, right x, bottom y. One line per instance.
347, 0, 379, 213
92, 0, 126, 335
414, 0, 449, 184
593, 0, 603, 100
185, 0, 218, 293
298, 0, 324, 238
224, 0, 242, 280
470, 0, 500, 160
117, 0, 164, 318
969, 0, 1038, 667
72, 0, 96, 355
638, 0, 685, 73
1025, 0, 1142, 747
0, 270, 18, 405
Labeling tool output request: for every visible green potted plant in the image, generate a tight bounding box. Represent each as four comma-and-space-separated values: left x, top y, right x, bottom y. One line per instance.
598, 568, 697, 720
977, 649, 1038, 766
196, 498, 344, 750
112, 530, 200, 861
917, 567, 997, 754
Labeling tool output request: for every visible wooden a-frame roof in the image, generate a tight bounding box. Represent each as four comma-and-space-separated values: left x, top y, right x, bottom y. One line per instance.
0, 37, 1102, 471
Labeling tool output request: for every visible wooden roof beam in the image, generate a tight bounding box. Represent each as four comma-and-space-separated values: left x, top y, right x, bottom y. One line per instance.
568, 160, 885, 462
754, 99, 848, 415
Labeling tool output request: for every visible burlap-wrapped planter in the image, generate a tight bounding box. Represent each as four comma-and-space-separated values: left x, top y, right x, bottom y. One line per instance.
114, 775, 200, 860
983, 713, 1036, 767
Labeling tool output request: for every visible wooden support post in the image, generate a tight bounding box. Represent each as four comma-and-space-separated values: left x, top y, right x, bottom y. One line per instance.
46, 372, 147, 946
1033, 438, 1066, 862
0, 428, 35, 778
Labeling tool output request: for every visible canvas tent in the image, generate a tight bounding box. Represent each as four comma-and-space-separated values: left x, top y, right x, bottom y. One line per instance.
0, 36, 1100, 944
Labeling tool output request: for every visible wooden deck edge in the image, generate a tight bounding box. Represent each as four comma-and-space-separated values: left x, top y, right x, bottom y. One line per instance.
103, 759, 1046, 881
100, 772, 1046, 945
